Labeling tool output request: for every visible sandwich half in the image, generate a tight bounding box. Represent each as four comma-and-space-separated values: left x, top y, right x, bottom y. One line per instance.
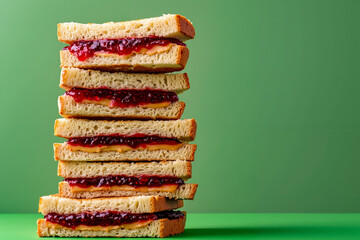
58, 68, 189, 120
37, 195, 185, 238
57, 160, 197, 199
54, 118, 197, 161
58, 14, 195, 72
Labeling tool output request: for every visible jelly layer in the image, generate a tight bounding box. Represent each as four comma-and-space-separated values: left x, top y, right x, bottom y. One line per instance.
65, 175, 184, 189
68, 184, 180, 193
64, 37, 186, 61
65, 88, 178, 108
67, 135, 181, 149
44, 210, 184, 229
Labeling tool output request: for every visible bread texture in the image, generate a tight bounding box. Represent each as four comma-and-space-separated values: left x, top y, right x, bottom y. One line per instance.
37, 215, 185, 238
60, 44, 189, 73
39, 194, 183, 215
54, 143, 196, 161
60, 68, 190, 94
59, 182, 198, 200
58, 95, 185, 120
57, 160, 192, 179
58, 14, 195, 43
54, 118, 197, 141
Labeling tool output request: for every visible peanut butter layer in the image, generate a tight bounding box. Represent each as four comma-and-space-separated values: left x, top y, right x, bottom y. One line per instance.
44, 220, 152, 231
69, 184, 179, 193
67, 143, 184, 153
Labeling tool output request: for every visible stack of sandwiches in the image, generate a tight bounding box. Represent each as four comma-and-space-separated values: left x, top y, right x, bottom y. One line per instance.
37, 14, 198, 238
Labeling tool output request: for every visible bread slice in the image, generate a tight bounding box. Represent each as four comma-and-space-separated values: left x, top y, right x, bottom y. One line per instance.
39, 194, 182, 215
60, 44, 189, 73
60, 68, 190, 94
54, 142, 196, 161
37, 215, 185, 238
59, 181, 198, 200
54, 118, 197, 141
57, 160, 192, 180
58, 95, 185, 120
58, 14, 195, 43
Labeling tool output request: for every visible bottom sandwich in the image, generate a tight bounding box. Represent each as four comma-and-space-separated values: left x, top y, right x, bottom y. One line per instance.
37, 214, 185, 238
37, 195, 185, 238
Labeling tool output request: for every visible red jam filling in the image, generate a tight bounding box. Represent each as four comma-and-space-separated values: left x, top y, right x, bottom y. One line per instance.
64, 36, 186, 61
67, 134, 181, 148
45, 210, 184, 229
65, 175, 184, 188
65, 88, 178, 108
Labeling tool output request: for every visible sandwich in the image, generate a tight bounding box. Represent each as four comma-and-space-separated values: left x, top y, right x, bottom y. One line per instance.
58, 14, 195, 72
58, 68, 189, 120
37, 195, 185, 238
57, 160, 197, 199
54, 118, 197, 161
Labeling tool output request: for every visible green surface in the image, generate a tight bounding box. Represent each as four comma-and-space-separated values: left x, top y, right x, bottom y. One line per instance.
1, 0, 360, 213
1, 213, 360, 239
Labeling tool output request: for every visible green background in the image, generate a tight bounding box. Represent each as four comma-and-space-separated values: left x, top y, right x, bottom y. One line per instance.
1, 0, 359, 213
3, 213, 360, 239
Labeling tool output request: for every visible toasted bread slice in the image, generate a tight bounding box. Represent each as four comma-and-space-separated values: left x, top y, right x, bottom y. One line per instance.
60, 68, 190, 93
58, 14, 194, 43
37, 214, 185, 238
58, 95, 185, 120
54, 142, 196, 161
54, 118, 197, 141
60, 44, 189, 73
57, 160, 192, 180
39, 194, 182, 215
59, 181, 198, 200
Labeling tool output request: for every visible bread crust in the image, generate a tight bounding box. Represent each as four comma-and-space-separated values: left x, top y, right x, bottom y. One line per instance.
59, 182, 198, 200
58, 95, 185, 120
60, 45, 189, 73
183, 72, 190, 90
176, 15, 195, 39
178, 44, 189, 71
189, 184, 198, 200
159, 212, 186, 238
190, 144, 197, 161
37, 213, 185, 237
189, 118, 197, 141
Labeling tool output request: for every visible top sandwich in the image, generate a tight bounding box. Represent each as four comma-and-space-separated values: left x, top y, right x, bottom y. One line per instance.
58, 14, 195, 73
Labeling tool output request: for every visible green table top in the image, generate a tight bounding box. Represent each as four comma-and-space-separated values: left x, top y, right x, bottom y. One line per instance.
1, 213, 359, 239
